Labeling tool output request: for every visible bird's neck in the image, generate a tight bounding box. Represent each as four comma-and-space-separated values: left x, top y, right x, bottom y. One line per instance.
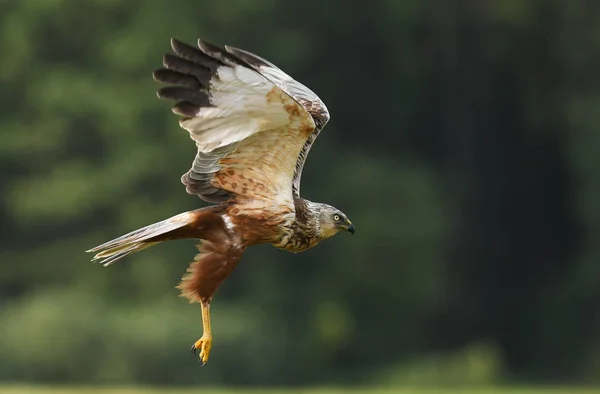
270, 198, 322, 252
293, 197, 321, 236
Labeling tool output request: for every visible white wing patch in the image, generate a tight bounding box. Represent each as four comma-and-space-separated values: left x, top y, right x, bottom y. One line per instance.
221, 214, 235, 232
180, 65, 290, 153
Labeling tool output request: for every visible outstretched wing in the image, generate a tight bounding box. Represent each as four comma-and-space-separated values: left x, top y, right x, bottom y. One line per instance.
154, 38, 322, 205
224, 45, 330, 197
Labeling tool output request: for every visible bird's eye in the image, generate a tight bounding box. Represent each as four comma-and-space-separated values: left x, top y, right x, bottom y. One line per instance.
333, 214, 340, 221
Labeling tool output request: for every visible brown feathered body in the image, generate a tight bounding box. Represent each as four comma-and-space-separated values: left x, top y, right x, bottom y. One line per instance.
158, 197, 320, 303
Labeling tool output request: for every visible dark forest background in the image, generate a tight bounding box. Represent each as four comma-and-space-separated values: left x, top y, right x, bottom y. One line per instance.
1, 0, 599, 388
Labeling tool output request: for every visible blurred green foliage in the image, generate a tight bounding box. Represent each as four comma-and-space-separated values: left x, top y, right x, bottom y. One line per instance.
0, 0, 599, 388
2, 387, 600, 394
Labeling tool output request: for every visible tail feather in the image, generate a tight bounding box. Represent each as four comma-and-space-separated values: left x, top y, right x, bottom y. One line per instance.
87, 211, 194, 267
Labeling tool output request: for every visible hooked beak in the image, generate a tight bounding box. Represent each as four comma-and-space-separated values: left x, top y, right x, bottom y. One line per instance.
346, 222, 355, 235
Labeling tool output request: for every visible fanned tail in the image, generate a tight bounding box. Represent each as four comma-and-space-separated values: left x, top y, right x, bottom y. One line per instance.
87, 211, 196, 267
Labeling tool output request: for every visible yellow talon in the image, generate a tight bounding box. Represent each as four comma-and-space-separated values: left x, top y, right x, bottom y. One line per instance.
192, 300, 212, 365
192, 335, 212, 365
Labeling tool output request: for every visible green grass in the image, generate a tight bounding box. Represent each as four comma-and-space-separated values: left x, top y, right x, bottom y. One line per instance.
1, 386, 599, 394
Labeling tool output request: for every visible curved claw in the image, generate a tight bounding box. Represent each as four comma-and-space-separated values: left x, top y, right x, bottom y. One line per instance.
191, 336, 211, 365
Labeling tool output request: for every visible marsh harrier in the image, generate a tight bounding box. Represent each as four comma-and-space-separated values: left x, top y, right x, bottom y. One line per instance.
87, 38, 354, 365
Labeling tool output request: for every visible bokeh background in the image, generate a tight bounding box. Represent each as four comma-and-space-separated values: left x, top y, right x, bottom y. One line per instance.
1, 0, 600, 391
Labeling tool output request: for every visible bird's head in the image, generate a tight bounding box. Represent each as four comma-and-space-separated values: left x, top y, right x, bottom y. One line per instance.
313, 203, 355, 239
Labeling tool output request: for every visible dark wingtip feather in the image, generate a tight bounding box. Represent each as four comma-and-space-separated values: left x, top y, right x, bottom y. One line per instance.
162, 54, 183, 69
161, 54, 212, 85
170, 37, 179, 51
172, 101, 201, 117
198, 39, 246, 66
157, 86, 210, 107
152, 68, 171, 82
162, 54, 173, 68
197, 39, 220, 52
153, 68, 200, 88
170, 38, 195, 56
168, 38, 223, 71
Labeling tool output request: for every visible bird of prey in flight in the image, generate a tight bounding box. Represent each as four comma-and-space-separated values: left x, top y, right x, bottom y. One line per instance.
87, 38, 354, 365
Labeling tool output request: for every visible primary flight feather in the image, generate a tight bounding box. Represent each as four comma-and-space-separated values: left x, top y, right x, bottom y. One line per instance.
87, 38, 354, 365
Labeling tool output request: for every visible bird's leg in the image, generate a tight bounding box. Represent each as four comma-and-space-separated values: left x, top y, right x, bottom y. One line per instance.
191, 299, 212, 365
